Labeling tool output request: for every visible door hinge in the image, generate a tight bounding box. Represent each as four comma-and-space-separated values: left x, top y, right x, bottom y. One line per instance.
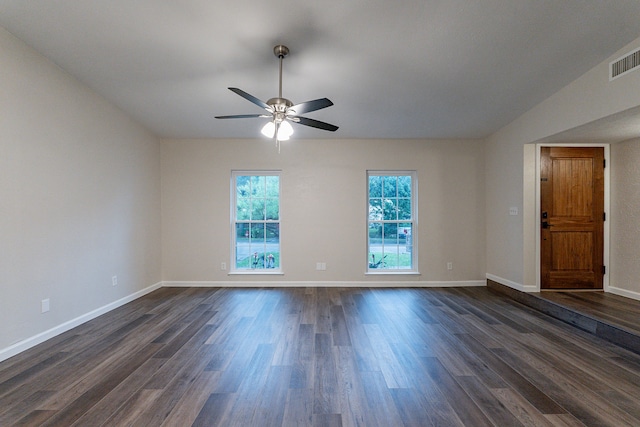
603, 212, 606, 221
603, 159, 606, 168
602, 265, 606, 275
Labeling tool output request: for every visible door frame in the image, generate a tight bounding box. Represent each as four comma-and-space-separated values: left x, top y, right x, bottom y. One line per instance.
534, 143, 610, 292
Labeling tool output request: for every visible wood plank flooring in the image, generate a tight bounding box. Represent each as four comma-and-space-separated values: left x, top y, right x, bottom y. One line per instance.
488, 280, 640, 354
538, 291, 640, 334
2, 286, 640, 426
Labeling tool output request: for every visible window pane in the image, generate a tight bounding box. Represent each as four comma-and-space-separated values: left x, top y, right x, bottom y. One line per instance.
369, 251, 386, 269
398, 175, 411, 197
383, 176, 397, 197
237, 187, 249, 201
369, 176, 382, 197
398, 222, 413, 269
249, 246, 266, 268
236, 249, 245, 268
383, 198, 398, 220
399, 223, 412, 240
398, 198, 411, 220
236, 222, 250, 239
266, 198, 279, 220
251, 176, 265, 196
369, 198, 382, 221
265, 223, 280, 268
248, 221, 267, 269
383, 223, 398, 243
369, 222, 382, 241
266, 175, 279, 197
266, 222, 279, 240
236, 199, 250, 220
236, 175, 250, 197
235, 223, 250, 267
236, 176, 250, 220
383, 252, 399, 269
251, 199, 266, 221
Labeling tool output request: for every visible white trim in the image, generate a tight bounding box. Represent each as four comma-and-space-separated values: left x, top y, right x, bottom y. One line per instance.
366, 170, 418, 273
162, 280, 485, 288
608, 286, 640, 302
535, 145, 542, 291
364, 271, 421, 276
486, 273, 537, 292
226, 271, 284, 276
603, 144, 611, 292
231, 171, 282, 273
0, 282, 162, 363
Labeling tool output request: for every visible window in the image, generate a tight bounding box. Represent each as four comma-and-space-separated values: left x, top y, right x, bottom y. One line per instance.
367, 171, 417, 272
232, 172, 281, 272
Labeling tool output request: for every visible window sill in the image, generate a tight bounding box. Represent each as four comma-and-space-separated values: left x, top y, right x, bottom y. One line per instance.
365, 271, 421, 275
228, 270, 284, 276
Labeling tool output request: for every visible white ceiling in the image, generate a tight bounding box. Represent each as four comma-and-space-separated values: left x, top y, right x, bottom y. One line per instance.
1, 0, 640, 140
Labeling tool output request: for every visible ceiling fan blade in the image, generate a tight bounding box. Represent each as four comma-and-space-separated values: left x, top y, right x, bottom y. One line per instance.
228, 87, 271, 111
288, 98, 333, 115
215, 114, 269, 119
290, 116, 339, 132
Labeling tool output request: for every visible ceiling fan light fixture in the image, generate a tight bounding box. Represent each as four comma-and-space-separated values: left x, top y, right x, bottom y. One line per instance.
278, 120, 294, 140
261, 121, 276, 138
261, 119, 294, 141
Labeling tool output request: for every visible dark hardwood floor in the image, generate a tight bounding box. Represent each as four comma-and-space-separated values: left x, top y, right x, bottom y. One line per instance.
537, 290, 640, 334
2, 286, 640, 426
488, 280, 640, 355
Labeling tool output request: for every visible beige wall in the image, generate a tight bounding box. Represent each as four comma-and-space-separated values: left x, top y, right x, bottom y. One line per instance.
611, 138, 640, 298
161, 138, 485, 285
0, 28, 162, 356
485, 36, 640, 292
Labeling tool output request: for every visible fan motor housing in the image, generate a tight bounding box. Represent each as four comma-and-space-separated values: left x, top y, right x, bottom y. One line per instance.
267, 97, 293, 112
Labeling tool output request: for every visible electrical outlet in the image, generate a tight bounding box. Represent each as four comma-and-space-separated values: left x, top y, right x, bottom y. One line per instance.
316, 262, 327, 271
41, 299, 50, 313
221, 262, 227, 271
447, 262, 453, 270
509, 207, 518, 216
112, 275, 118, 286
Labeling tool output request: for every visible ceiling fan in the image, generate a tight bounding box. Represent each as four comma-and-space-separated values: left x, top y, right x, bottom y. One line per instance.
215, 45, 338, 149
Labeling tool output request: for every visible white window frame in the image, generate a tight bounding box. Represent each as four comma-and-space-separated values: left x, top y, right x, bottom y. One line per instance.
230, 171, 282, 274
366, 170, 418, 274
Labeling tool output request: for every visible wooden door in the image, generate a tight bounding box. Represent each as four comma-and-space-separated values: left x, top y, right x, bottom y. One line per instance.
540, 147, 604, 289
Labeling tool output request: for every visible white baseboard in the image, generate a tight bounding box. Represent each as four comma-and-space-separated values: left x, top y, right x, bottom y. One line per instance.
487, 274, 640, 301
162, 280, 486, 288
486, 274, 537, 292
607, 286, 640, 302
0, 282, 162, 363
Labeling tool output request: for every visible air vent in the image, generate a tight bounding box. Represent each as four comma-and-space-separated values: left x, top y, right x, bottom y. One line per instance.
610, 47, 640, 81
